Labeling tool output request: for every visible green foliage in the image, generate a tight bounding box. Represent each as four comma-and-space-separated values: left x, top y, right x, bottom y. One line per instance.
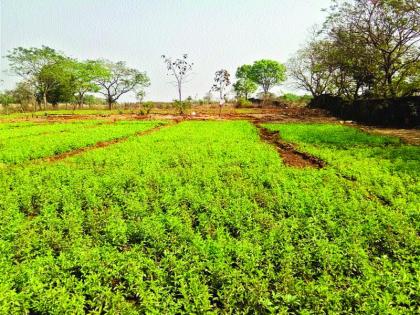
248, 59, 287, 95
290, 0, 420, 99
0, 120, 418, 313
0, 120, 162, 163
11, 81, 35, 111
235, 60, 286, 97
233, 79, 257, 99
95, 60, 150, 109
235, 98, 253, 108
6, 46, 68, 108
280, 93, 312, 105
0, 91, 15, 114
83, 95, 106, 105
141, 101, 154, 115
70, 60, 110, 107
172, 100, 191, 115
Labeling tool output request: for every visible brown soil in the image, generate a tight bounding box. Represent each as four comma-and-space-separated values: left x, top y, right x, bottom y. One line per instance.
43, 123, 171, 162
255, 123, 326, 168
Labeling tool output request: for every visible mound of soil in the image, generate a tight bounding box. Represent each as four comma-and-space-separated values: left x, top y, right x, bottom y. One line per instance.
255, 124, 325, 168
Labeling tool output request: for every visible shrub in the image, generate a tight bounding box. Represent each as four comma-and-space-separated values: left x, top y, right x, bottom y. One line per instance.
236, 98, 253, 108
142, 101, 154, 115
172, 100, 191, 114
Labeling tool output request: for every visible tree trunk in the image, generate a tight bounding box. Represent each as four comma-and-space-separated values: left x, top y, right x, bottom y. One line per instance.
108, 97, 113, 110
78, 92, 84, 109
42, 91, 47, 110
178, 84, 182, 102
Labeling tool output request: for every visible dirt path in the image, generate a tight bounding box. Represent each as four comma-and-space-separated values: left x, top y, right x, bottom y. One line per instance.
254, 123, 325, 168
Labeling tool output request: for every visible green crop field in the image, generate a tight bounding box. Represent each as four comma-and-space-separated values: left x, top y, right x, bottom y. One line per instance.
0, 120, 418, 314
0, 120, 163, 164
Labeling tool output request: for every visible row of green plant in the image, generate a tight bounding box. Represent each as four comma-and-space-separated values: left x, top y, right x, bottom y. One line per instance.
0, 120, 417, 313
0, 120, 163, 164
0, 120, 105, 140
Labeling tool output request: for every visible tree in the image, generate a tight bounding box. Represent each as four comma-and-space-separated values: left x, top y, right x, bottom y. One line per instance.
325, 0, 420, 98
203, 90, 213, 104
233, 79, 257, 99
136, 90, 145, 103
233, 64, 258, 99
0, 91, 15, 114
95, 60, 150, 109
162, 54, 193, 102
287, 39, 335, 97
211, 69, 231, 115
212, 69, 231, 100
11, 81, 36, 111
71, 60, 110, 108
6, 46, 67, 109
248, 59, 287, 97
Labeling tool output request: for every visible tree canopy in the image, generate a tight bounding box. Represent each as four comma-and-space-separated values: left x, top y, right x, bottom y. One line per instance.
234, 60, 286, 98
288, 0, 420, 100
95, 60, 150, 109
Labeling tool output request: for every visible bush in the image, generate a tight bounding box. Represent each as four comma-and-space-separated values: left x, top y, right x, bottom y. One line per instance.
280, 93, 312, 106
236, 98, 253, 108
142, 101, 154, 115
282, 93, 301, 102
173, 100, 191, 114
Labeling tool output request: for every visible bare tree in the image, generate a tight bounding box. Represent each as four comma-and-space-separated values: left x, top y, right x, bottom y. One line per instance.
161, 54, 193, 102
287, 39, 334, 97
211, 69, 231, 116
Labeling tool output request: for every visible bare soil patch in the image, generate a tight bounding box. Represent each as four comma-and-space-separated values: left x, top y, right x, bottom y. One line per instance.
255, 123, 325, 168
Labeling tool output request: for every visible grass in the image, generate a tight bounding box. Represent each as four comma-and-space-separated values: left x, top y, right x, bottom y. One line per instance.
0, 120, 418, 314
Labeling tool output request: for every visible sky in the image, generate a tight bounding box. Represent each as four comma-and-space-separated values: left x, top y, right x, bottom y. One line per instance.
0, 0, 331, 101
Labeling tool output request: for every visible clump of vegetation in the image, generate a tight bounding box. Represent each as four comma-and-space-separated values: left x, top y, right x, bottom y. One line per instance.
235, 98, 253, 108
172, 99, 191, 115
279, 93, 312, 106
141, 101, 155, 115
0, 91, 15, 114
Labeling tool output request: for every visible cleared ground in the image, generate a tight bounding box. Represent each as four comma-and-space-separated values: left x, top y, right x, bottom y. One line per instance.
0, 117, 418, 314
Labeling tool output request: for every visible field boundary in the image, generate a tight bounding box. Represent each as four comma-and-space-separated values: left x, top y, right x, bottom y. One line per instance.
254, 123, 326, 168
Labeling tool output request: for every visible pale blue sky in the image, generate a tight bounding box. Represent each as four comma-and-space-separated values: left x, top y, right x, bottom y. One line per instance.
1, 0, 331, 101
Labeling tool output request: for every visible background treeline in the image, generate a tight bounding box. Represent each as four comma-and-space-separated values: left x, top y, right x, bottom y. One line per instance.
1, 47, 150, 112
286, 0, 420, 127
1, 0, 418, 119
288, 0, 419, 100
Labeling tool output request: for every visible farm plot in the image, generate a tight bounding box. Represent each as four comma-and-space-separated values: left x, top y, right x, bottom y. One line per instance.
0, 121, 418, 314
0, 120, 108, 140
0, 120, 164, 163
